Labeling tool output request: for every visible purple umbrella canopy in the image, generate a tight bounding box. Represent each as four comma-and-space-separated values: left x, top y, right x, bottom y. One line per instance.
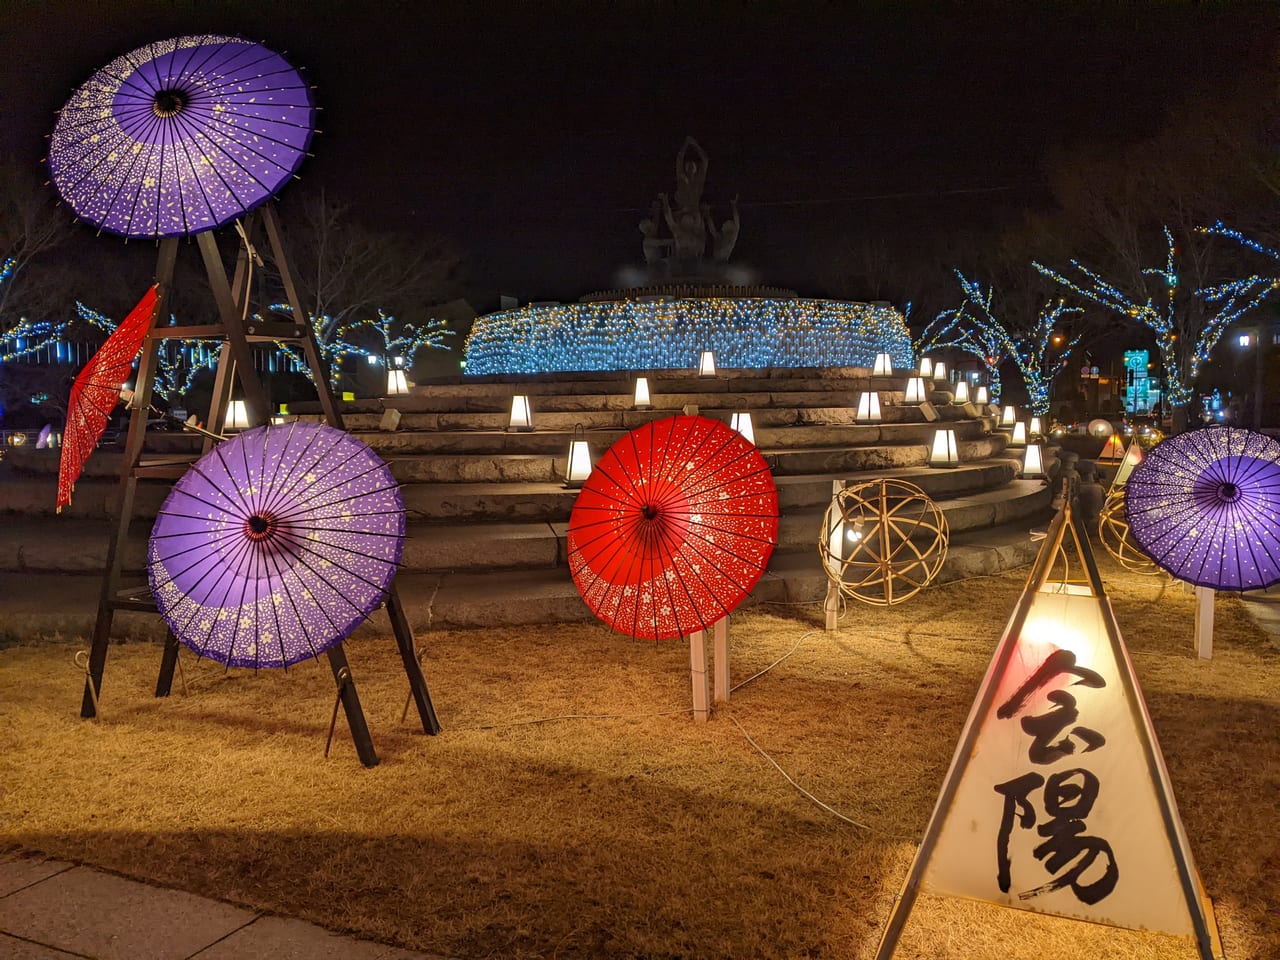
48, 34, 316, 238
1125, 426, 1280, 590
148, 421, 405, 668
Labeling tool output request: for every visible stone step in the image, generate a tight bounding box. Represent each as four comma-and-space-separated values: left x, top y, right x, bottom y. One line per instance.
0, 472, 1051, 578
0, 517, 1050, 642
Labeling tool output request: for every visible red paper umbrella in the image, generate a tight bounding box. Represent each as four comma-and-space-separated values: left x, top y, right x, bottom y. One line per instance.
57, 285, 159, 511
568, 415, 779, 639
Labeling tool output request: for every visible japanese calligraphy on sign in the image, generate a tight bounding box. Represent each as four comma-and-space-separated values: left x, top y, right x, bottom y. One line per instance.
918, 589, 1198, 935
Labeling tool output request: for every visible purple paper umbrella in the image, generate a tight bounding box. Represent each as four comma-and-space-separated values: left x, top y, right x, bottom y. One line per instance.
48, 35, 315, 238
1125, 425, 1280, 590
148, 421, 405, 668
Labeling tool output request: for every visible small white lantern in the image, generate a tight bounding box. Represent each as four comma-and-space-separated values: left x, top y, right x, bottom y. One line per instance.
1000, 405, 1017, 427
872, 352, 893, 377
386, 369, 410, 396
928, 428, 960, 468
1009, 421, 1027, 447
1029, 415, 1043, 438
698, 350, 717, 377
508, 394, 534, 432
919, 357, 933, 378
932, 361, 948, 383
564, 425, 592, 488
855, 391, 882, 423
904, 377, 927, 404
975, 386, 989, 405
1022, 442, 1046, 479
953, 380, 970, 403
224, 399, 249, 431
633, 376, 651, 409
729, 411, 756, 445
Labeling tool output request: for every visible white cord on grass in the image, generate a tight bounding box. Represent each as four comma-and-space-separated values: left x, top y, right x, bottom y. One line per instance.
729, 713, 870, 832
730, 629, 815, 692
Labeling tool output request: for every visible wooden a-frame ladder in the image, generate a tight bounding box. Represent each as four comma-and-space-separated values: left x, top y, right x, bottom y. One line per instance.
79, 204, 439, 767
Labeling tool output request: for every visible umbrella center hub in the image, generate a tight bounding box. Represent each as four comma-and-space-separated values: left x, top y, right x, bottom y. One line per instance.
244, 513, 276, 541
641, 504, 659, 520
152, 88, 189, 118
1219, 481, 1240, 503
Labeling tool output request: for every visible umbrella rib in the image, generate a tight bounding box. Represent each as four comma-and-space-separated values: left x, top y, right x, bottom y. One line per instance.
256, 423, 333, 517
258, 430, 361, 517
269, 462, 398, 523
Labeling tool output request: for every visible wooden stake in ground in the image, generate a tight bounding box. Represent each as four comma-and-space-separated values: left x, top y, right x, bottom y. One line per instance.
875, 501, 1223, 960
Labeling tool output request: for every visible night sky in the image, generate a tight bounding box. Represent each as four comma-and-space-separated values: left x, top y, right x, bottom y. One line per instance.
2, 1, 1274, 305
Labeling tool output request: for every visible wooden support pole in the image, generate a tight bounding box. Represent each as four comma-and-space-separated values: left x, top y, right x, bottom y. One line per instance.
154, 632, 180, 697
688, 629, 710, 722
712, 617, 729, 703
325, 644, 379, 768
386, 587, 441, 735
1194, 586, 1214, 660
824, 581, 840, 632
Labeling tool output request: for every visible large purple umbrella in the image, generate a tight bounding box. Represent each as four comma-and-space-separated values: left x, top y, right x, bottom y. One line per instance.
1125, 426, 1280, 590
148, 421, 405, 668
48, 34, 315, 238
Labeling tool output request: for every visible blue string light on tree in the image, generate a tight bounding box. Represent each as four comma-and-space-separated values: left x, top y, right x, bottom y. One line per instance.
915, 289, 1011, 405
1035, 225, 1280, 413
462, 298, 913, 375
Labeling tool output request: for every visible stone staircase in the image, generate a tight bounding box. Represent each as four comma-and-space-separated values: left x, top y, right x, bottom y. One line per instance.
0, 367, 1056, 636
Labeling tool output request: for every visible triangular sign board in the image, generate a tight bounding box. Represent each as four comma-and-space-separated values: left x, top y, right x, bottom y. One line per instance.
875, 502, 1220, 959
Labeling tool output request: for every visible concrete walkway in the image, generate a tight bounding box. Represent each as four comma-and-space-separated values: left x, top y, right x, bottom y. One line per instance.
0, 854, 452, 960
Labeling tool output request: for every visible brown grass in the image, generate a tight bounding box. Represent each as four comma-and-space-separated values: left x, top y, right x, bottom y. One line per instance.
1, 552, 1277, 960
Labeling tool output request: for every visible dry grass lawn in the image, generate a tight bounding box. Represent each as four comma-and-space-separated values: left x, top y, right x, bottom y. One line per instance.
1, 552, 1277, 960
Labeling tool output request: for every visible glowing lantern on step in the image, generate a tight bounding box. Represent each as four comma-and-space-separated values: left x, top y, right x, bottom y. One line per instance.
1000, 405, 1017, 427
633, 376, 651, 409
386, 368, 410, 396
855, 391, 882, 423
508, 394, 534, 432
565, 424, 593, 488
873, 352, 893, 376
1029, 415, 1043, 438
1022, 442, 1046, 479
698, 350, 717, 377
223, 399, 249, 431
729, 411, 756, 445
928, 428, 959, 468
918, 357, 933, 378
932, 361, 948, 383
975, 386, 989, 405
1008, 421, 1027, 448
953, 380, 969, 403
905, 377, 927, 404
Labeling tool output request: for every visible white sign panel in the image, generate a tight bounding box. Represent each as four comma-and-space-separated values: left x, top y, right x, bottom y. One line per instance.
920, 588, 1196, 934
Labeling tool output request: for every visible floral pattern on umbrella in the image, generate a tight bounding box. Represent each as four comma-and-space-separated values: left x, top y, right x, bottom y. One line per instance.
148, 421, 405, 668
57, 285, 158, 511
568, 415, 778, 640
1125, 425, 1280, 590
48, 35, 316, 238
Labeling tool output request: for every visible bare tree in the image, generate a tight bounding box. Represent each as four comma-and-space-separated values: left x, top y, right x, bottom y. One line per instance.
0, 158, 71, 332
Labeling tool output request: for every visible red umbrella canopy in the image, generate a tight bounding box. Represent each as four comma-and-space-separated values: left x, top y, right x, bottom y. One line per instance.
568, 415, 779, 639
57, 285, 159, 511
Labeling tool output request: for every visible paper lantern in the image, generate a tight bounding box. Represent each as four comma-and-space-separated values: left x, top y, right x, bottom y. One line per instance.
1029, 416, 1043, 438
1009, 421, 1027, 448
564, 425, 593, 489
386, 369, 410, 396
633, 376, 651, 409
698, 350, 717, 377
508, 395, 534, 431
928, 428, 959, 468
1022, 442, 1045, 479
1112, 441, 1144, 488
919, 357, 934, 378
1098, 433, 1125, 460
1089, 418, 1115, 438
976, 386, 989, 405
873, 352, 893, 376
1000, 405, 1017, 427
932, 361, 948, 382
729, 411, 756, 445
905, 377, 927, 404
223, 399, 249, 431
855, 391, 882, 423
954, 380, 969, 403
